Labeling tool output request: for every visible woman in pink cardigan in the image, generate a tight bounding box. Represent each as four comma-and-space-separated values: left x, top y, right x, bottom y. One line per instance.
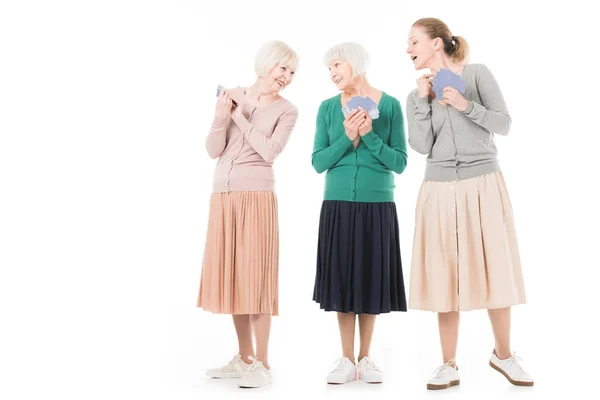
197, 41, 299, 389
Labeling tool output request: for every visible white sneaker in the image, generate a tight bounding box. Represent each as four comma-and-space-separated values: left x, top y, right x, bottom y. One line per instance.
489, 351, 534, 386
326, 357, 357, 384
427, 360, 460, 390
237, 359, 273, 388
357, 356, 383, 383
206, 354, 251, 379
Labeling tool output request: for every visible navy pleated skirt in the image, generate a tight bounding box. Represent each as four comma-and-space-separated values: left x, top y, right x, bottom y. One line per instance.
313, 200, 407, 314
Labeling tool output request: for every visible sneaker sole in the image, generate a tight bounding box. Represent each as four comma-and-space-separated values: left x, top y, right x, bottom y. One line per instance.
359, 376, 383, 384
238, 379, 273, 388
327, 370, 357, 385
427, 380, 460, 390
489, 361, 534, 387
326, 378, 355, 384
206, 371, 245, 379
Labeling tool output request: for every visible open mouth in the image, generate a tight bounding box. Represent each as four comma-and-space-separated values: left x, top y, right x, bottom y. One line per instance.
275, 79, 285, 88
334, 77, 343, 84
411, 56, 418, 61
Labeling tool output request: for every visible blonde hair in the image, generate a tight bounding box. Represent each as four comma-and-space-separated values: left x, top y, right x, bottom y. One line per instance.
412, 18, 469, 64
323, 42, 370, 77
254, 41, 299, 78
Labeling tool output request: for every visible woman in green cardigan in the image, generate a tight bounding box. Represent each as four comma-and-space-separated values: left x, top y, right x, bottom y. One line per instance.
311, 42, 408, 385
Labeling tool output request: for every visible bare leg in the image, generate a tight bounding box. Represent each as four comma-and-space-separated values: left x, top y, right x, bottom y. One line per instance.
337, 312, 357, 363
250, 314, 272, 369
488, 307, 511, 359
232, 315, 254, 364
438, 311, 460, 367
357, 314, 376, 361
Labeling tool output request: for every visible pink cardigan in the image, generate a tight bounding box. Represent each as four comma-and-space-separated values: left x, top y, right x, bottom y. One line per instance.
206, 87, 298, 193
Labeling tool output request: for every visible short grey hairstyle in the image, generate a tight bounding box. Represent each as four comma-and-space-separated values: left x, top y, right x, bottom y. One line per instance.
254, 40, 299, 78
323, 42, 370, 77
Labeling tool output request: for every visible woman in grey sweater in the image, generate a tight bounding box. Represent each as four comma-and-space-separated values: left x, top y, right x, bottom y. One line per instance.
405, 18, 534, 390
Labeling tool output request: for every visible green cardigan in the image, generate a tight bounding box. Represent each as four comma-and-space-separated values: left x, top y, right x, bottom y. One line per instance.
312, 92, 408, 202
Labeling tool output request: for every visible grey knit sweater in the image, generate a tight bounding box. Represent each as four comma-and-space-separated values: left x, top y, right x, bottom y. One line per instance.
406, 63, 511, 182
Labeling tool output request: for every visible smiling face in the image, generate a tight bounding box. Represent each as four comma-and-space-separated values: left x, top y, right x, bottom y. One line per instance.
266, 63, 295, 93
328, 59, 354, 90
406, 25, 440, 70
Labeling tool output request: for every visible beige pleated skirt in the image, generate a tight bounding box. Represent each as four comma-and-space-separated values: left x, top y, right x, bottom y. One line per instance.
409, 171, 526, 312
197, 191, 279, 315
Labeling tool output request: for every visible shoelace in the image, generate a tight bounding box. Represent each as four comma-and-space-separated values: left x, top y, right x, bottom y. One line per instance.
247, 356, 265, 373
432, 359, 456, 378
360, 358, 382, 372
227, 354, 242, 366
507, 352, 525, 372
330, 358, 350, 374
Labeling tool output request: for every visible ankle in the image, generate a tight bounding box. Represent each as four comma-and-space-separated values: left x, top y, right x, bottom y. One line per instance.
444, 359, 457, 368
494, 348, 511, 360
252, 357, 270, 369
240, 354, 254, 364
358, 354, 369, 362
343, 355, 356, 364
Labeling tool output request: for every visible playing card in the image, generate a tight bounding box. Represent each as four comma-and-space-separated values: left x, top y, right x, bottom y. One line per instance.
432, 69, 466, 100
216, 85, 238, 106
342, 105, 379, 119
341, 96, 380, 119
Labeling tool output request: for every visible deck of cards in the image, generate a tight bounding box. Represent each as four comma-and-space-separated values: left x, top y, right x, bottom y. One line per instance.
432, 69, 466, 100
342, 96, 379, 120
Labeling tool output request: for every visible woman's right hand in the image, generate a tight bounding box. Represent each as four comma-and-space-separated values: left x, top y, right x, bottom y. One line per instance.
417, 73, 435, 98
215, 90, 233, 119
344, 109, 366, 140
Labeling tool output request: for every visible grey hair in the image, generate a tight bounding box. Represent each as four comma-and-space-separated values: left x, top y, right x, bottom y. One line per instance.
323, 42, 369, 76
254, 40, 299, 78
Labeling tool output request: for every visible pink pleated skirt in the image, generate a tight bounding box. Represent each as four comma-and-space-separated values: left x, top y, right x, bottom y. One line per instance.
197, 191, 279, 315
409, 172, 527, 312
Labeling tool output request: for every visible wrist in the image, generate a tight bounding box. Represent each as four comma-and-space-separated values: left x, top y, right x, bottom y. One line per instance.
415, 94, 430, 104
462, 101, 474, 114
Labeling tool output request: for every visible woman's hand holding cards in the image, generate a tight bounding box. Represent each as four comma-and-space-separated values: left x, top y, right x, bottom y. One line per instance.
358, 107, 373, 136
344, 109, 365, 141
417, 73, 434, 98
215, 90, 233, 119
442, 87, 468, 112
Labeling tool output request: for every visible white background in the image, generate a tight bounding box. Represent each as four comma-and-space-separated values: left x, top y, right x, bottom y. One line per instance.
1, 0, 598, 399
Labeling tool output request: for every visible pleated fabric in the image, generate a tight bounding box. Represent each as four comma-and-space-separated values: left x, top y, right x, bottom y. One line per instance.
197, 191, 279, 315
409, 171, 527, 312
313, 200, 407, 314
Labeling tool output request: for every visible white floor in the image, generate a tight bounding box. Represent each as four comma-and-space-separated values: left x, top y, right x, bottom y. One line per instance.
163, 302, 589, 400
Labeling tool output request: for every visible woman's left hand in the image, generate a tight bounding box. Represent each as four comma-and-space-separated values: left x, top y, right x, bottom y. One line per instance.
358, 107, 373, 136
442, 87, 469, 112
